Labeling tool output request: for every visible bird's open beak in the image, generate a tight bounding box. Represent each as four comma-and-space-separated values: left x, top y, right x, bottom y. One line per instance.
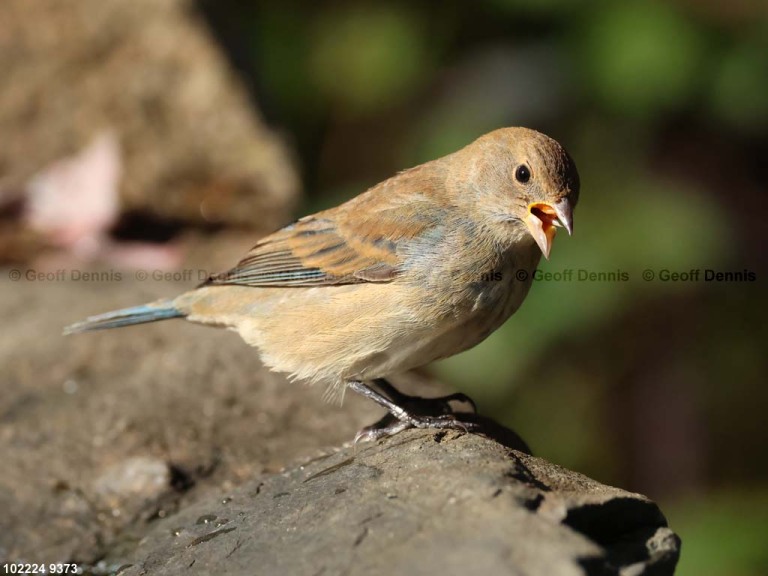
524, 198, 573, 259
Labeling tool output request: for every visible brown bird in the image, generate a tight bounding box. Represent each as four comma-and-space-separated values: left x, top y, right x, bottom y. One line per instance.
66, 127, 580, 440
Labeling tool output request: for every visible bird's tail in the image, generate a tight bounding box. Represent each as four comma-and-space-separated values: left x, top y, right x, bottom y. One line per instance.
63, 299, 184, 334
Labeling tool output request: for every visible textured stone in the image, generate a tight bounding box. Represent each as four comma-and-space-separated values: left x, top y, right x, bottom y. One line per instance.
115, 431, 680, 576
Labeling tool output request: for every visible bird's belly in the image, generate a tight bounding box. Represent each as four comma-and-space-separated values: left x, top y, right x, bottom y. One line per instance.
421, 281, 530, 361
352, 269, 535, 379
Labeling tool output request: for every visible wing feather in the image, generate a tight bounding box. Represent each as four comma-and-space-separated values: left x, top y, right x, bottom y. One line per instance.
203, 164, 448, 288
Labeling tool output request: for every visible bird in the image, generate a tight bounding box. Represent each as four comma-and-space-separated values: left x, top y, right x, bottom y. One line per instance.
65, 127, 580, 441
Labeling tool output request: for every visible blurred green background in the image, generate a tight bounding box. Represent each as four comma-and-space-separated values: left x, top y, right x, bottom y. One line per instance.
199, 1, 768, 573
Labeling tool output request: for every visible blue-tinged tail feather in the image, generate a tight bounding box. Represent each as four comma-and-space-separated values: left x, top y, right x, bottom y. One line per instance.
63, 300, 183, 334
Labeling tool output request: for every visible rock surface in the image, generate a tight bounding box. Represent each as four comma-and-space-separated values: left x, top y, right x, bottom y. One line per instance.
115, 430, 680, 576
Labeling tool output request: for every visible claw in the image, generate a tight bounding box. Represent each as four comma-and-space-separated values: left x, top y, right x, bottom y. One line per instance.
348, 379, 479, 442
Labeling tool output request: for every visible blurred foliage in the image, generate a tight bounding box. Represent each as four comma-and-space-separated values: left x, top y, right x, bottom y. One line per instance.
670, 490, 768, 575
202, 0, 767, 571
709, 25, 768, 132
308, 6, 430, 114
579, 2, 707, 118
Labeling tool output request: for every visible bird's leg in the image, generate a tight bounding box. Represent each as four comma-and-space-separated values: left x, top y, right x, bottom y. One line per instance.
371, 378, 478, 414
348, 379, 478, 443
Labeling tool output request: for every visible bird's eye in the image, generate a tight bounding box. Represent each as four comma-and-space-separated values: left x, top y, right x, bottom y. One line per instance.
515, 165, 531, 184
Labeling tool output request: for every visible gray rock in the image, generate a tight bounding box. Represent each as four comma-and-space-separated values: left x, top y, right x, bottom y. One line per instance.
113, 430, 680, 576
93, 457, 172, 511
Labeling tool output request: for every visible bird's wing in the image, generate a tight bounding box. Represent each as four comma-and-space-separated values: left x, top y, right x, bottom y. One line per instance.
203, 174, 445, 288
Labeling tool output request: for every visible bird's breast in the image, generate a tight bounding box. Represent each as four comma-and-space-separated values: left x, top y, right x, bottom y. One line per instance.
433, 251, 538, 357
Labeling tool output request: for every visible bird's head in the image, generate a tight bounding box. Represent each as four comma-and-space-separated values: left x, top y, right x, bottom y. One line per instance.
458, 127, 580, 259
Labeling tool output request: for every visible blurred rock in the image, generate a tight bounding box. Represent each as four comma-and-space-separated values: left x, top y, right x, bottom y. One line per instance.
115, 430, 680, 576
0, 0, 300, 262
93, 457, 172, 511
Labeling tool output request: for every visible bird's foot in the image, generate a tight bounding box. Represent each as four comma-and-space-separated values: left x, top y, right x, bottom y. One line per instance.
354, 412, 475, 443
348, 379, 478, 443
